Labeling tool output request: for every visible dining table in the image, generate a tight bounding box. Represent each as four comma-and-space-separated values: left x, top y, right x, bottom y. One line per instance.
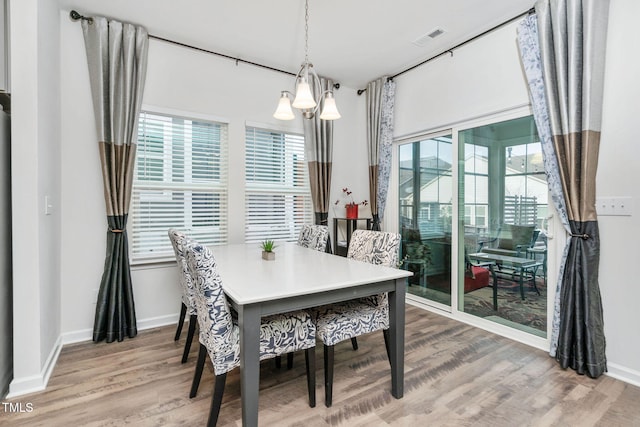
210, 242, 412, 426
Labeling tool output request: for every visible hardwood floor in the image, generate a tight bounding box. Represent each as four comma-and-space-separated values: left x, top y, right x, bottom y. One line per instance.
3, 305, 640, 426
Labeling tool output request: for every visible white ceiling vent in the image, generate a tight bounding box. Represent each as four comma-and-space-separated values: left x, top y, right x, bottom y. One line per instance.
412, 28, 445, 47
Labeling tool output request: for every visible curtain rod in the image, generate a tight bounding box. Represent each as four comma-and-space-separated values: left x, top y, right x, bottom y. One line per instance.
356, 7, 535, 95
69, 10, 297, 78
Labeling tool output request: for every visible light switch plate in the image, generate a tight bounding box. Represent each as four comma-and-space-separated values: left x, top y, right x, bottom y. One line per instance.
596, 196, 633, 216
45, 195, 53, 215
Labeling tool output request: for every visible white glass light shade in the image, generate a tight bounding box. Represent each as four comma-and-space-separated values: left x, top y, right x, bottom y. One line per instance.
273, 93, 295, 120
292, 78, 317, 109
319, 92, 341, 120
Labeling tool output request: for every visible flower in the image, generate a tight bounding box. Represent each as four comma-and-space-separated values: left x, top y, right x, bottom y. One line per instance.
334, 187, 368, 207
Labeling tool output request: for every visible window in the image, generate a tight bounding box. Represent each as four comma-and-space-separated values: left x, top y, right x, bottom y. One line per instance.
504, 143, 547, 227
463, 143, 489, 231
245, 126, 312, 243
131, 111, 228, 262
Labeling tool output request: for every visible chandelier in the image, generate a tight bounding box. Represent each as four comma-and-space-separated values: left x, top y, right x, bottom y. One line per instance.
273, 0, 341, 121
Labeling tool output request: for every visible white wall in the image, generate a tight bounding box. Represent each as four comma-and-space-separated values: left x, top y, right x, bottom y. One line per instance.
58, 12, 367, 338
394, 22, 530, 137
597, 0, 640, 384
393, 3, 640, 386
9, 0, 62, 396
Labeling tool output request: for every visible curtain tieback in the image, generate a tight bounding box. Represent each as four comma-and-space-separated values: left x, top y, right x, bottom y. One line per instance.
109, 228, 124, 233
570, 233, 590, 240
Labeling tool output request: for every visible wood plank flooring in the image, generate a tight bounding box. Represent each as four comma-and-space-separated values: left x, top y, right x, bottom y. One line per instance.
2, 305, 640, 426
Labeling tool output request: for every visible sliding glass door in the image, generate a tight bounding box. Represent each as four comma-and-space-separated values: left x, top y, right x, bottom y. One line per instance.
398, 134, 453, 307
397, 113, 551, 338
458, 115, 548, 336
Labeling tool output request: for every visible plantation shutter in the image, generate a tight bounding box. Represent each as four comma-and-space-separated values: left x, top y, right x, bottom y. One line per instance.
131, 111, 228, 262
245, 126, 313, 243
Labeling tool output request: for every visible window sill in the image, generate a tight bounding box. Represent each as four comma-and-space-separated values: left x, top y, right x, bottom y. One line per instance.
130, 257, 176, 270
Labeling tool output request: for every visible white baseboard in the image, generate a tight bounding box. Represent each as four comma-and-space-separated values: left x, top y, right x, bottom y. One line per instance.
61, 327, 93, 346
7, 335, 62, 398
60, 313, 179, 346
606, 362, 640, 388
8, 313, 180, 398
137, 313, 180, 332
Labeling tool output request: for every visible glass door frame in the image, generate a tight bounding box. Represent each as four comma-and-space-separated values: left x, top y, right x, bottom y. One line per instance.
387, 105, 557, 351
393, 128, 455, 314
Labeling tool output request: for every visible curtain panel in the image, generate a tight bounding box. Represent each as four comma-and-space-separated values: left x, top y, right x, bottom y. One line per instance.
519, 0, 610, 378
81, 17, 149, 343
366, 78, 396, 231
517, 14, 571, 360
303, 78, 334, 250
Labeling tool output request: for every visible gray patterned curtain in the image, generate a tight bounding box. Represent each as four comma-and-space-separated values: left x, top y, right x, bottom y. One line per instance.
518, 0, 610, 378
303, 78, 334, 251
366, 78, 396, 231
81, 17, 148, 343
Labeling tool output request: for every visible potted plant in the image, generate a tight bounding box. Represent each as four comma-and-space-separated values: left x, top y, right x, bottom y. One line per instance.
260, 240, 277, 260
334, 188, 368, 219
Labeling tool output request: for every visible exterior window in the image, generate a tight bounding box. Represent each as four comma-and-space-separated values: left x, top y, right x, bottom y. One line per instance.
131, 111, 228, 262
504, 143, 547, 227
245, 126, 312, 243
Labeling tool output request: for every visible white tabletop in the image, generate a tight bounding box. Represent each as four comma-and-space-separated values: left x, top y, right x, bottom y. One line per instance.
210, 242, 412, 305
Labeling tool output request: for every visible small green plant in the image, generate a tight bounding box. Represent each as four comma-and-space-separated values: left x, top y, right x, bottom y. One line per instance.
260, 240, 277, 252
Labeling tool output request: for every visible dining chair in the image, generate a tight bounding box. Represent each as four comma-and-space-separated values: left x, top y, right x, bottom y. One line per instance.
297, 224, 330, 252
168, 229, 199, 364
273, 223, 330, 370
184, 240, 317, 426
314, 229, 401, 407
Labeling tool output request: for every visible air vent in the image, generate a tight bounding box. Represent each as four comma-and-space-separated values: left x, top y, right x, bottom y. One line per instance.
412, 27, 446, 47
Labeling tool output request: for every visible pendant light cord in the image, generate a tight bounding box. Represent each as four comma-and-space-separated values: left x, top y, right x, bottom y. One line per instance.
304, 0, 310, 64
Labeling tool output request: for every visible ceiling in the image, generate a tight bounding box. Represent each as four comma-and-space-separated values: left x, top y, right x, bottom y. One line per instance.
59, 0, 536, 89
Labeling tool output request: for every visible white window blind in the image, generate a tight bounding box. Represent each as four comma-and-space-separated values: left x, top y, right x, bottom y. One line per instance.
131, 111, 228, 262
245, 126, 313, 243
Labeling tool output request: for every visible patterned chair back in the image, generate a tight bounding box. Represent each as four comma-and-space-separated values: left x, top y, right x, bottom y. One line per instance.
347, 229, 401, 308
297, 224, 330, 252
184, 241, 236, 360
168, 229, 198, 315
347, 229, 401, 267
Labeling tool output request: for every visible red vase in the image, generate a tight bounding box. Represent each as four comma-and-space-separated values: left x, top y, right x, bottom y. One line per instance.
346, 204, 358, 219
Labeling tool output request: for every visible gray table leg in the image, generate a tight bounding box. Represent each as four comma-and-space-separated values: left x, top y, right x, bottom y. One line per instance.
388, 278, 406, 399
238, 304, 261, 427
